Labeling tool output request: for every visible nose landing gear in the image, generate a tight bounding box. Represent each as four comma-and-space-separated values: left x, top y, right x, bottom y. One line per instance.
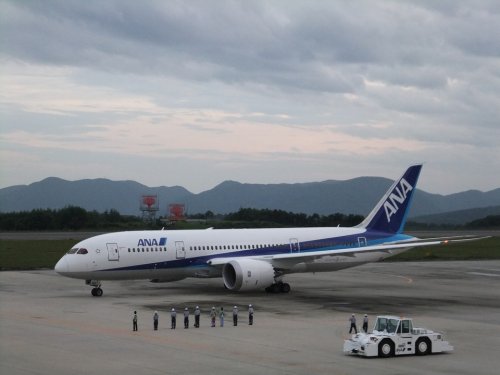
86, 280, 103, 297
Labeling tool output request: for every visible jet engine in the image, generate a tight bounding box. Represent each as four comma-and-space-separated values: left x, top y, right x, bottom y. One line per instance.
222, 259, 275, 291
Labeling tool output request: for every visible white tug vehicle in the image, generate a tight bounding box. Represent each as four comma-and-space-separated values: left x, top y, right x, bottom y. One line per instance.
343, 316, 454, 357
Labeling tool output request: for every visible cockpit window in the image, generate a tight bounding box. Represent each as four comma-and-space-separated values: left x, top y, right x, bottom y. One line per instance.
66, 248, 78, 254
77, 248, 88, 255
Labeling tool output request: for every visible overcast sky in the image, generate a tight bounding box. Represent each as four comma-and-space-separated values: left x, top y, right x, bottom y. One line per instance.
1, 0, 499, 195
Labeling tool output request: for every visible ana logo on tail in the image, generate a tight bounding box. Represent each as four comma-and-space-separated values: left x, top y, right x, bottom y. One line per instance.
383, 178, 413, 223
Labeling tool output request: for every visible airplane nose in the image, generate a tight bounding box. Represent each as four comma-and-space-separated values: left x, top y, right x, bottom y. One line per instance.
55, 257, 68, 274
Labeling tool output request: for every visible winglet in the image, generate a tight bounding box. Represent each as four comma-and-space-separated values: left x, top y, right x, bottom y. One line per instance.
357, 165, 422, 234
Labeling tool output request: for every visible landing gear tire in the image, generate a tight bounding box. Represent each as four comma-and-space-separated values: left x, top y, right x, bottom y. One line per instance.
265, 282, 291, 293
280, 283, 291, 293
91, 288, 103, 297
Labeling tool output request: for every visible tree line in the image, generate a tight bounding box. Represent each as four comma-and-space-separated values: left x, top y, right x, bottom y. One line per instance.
1, 206, 498, 231
0, 207, 143, 231
224, 208, 364, 227
0, 206, 364, 231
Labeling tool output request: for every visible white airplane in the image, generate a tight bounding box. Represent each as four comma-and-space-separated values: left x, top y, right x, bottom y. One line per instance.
55, 165, 483, 296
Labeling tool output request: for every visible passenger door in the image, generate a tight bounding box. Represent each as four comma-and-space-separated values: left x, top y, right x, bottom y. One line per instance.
358, 237, 367, 247
289, 238, 300, 253
107, 243, 119, 261
175, 241, 186, 259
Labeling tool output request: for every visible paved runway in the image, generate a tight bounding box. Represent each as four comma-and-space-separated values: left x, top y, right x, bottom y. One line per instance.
1, 261, 499, 375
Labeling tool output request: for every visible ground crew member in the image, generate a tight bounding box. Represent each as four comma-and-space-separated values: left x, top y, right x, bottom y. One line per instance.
133, 311, 138, 331
219, 307, 225, 327
194, 306, 201, 328
248, 304, 254, 325
232, 305, 238, 326
184, 307, 190, 329
171, 308, 177, 329
153, 311, 159, 331
362, 314, 369, 333
349, 314, 357, 334
210, 307, 216, 327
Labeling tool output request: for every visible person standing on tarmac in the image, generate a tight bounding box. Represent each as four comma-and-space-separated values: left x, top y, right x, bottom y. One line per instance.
153, 311, 159, 331
210, 307, 216, 327
194, 306, 201, 328
362, 314, 369, 333
184, 307, 190, 329
232, 306, 238, 326
248, 304, 254, 325
219, 307, 225, 327
349, 314, 358, 334
171, 308, 177, 329
133, 311, 138, 331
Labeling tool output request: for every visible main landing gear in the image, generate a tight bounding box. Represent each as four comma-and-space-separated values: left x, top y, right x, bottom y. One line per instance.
265, 282, 291, 293
86, 280, 103, 297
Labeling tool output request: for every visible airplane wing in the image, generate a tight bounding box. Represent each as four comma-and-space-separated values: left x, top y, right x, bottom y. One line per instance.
207, 236, 490, 270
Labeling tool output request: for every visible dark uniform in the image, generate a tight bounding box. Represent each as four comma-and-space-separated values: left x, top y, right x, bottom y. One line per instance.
210, 307, 216, 327
248, 304, 254, 325
194, 306, 201, 328
349, 314, 357, 334
171, 308, 177, 329
153, 311, 159, 331
219, 307, 224, 327
133, 311, 138, 331
184, 307, 190, 329
362, 314, 368, 333
233, 306, 238, 326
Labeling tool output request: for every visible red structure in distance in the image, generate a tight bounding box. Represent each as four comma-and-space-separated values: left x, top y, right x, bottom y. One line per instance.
168, 204, 185, 221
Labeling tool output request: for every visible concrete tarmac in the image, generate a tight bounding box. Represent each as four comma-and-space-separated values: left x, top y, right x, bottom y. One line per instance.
1, 261, 499, 375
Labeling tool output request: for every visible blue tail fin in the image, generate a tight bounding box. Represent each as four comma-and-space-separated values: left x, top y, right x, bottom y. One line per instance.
357, 165, 422, 234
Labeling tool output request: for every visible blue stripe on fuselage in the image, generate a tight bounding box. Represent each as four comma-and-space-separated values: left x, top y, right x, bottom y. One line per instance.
97, 231, 412, 273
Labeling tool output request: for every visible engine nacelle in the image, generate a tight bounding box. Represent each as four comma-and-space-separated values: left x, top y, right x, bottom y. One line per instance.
222, 259, 275, 291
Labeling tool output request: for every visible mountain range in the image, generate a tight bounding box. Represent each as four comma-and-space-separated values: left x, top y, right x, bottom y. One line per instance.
1, 177, 500, 224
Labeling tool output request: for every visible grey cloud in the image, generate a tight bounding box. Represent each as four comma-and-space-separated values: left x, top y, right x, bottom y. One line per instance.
2, 0, 480, 92
1, 0, 499, 193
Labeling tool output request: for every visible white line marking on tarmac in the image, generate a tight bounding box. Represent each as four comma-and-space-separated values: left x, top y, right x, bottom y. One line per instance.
468, 272, 500, 277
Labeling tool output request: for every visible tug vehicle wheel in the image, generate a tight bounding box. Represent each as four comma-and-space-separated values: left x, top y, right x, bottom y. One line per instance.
416, 338, 431, 355
378, 339, 394, 358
